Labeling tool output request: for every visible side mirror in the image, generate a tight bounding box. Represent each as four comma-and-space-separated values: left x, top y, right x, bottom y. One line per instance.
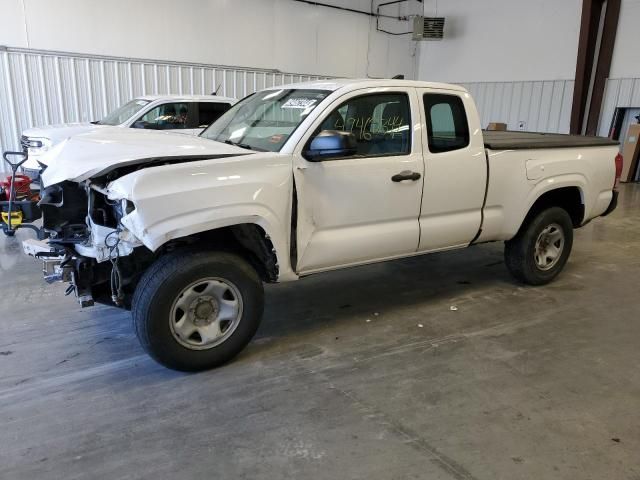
303, 130, 357, 161
132, 121, 147, 129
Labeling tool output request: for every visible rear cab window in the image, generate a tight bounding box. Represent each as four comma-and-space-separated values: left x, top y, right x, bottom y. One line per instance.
423, 93, 470, 153
196, 102, 232, 128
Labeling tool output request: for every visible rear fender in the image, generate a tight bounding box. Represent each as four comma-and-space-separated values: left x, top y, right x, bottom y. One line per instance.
512, 174, 587, 236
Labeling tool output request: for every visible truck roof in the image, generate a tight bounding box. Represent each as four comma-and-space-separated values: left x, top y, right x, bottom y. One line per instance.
136, 94, 236, 103
265, 78, 468, 93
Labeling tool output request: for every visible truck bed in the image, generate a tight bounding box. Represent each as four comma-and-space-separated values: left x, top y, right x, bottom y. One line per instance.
483, 130, 619, 150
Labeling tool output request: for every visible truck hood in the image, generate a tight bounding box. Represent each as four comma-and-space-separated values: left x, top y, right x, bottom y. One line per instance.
40, 129, 251, 186
23, 123, 113, 145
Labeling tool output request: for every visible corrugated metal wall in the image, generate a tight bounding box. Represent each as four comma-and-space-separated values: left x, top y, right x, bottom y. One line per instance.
462, 78, 640, 139
599, 78, 640, 137
3, 45, 624, 178
459, 80, 575, 134
0, 46, 328, 173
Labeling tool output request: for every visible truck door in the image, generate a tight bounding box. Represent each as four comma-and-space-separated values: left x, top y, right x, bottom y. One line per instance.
293, 88, 425, 274
416, 89, 487, 251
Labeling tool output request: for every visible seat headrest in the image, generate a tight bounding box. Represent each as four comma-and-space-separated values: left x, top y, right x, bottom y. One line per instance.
382, 102, 406, 124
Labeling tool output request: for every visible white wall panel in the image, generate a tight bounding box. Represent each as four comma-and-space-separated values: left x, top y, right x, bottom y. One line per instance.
598, 78, 640, 137
0, 0, 418, 80
418, 0, 582, 83
609, 0, 640, 79
0, 47, 328, 173
459, 80, 575, 133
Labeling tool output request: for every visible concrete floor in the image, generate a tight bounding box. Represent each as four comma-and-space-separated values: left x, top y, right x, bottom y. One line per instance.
1, 184, 638, 480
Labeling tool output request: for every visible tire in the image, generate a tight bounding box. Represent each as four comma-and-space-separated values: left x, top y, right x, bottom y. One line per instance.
504, 207, 573, 285
132, 250, 264, 371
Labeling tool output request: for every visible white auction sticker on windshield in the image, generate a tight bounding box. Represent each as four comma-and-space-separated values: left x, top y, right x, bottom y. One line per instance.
281, 98, 317, 109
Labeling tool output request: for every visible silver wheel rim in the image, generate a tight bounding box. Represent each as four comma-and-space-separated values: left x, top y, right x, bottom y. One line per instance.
169, 277, 243, 350
534, 223, 565, 271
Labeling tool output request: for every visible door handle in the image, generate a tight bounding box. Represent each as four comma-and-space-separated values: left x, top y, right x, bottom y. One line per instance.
391, 170, 421, 182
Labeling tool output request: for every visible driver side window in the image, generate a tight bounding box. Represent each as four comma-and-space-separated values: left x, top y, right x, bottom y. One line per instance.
315, 93, 411, 158
136, 102, 189, 130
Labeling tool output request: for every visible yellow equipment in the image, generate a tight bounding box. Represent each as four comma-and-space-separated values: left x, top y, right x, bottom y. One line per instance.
2, 210, 23, 227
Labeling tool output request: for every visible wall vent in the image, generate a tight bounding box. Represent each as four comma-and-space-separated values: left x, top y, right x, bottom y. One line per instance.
412, 16, 445, 41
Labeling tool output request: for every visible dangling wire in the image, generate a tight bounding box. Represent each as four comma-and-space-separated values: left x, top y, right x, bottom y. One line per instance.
105, 226, 124, 305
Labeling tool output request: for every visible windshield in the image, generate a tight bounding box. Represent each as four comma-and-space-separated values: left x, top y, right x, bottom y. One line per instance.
201, 89, 331, 152
99, 99, 151, 125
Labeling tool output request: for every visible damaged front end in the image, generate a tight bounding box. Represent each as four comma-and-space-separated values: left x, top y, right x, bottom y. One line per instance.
23, 180, 149, 309
11, 128, 256, 309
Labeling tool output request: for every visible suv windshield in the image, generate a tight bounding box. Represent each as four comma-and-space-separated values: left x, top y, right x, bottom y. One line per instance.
201, 89, 330, 152
99, 99, 151, 126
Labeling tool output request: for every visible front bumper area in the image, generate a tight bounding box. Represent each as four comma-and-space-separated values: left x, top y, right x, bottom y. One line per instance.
22, 237, 57, 257
21, 178, 149, 309
22, 238, 95, 307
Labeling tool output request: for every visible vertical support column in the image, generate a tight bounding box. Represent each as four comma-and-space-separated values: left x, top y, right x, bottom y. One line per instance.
570, 0, 600, 134
570, 0, 621, 135
586, 0, 621, 135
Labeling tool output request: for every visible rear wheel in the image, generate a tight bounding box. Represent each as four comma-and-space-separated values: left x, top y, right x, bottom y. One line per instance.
504, 207, 573, 285
132, 250, 264, 371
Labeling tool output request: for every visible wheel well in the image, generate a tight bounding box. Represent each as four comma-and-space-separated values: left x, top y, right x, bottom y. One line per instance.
159, 224, 279, 283
524, 187, 584, 229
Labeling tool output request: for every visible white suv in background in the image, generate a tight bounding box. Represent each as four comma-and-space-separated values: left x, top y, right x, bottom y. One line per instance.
20, 94, 236, 176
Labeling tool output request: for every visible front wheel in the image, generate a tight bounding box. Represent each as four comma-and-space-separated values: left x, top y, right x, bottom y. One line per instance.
132, 250, 264, 371
504, 207, 574, 285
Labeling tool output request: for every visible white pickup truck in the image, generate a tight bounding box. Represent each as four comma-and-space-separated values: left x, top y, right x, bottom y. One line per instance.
17, 79, 621, 371
19, 94, 235, 176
